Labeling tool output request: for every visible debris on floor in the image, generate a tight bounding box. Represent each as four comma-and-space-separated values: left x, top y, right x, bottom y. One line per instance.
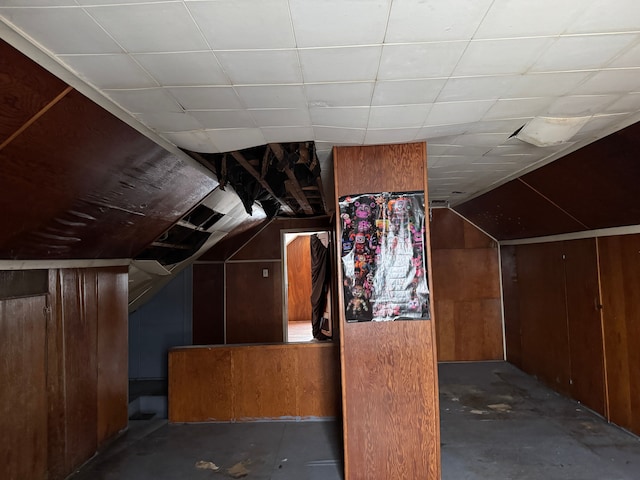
227, 461, 250, 478
488, 403, 512, 412
195, 460, 220, 471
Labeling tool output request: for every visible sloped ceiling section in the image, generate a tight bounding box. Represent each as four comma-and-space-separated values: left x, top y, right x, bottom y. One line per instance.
455, 121, 640, 241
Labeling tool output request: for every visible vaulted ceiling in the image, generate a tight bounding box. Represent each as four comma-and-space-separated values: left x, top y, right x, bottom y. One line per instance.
2, 0, 640, 206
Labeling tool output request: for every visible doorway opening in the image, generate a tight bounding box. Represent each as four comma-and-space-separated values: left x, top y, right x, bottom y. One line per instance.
283, 230, 332, 343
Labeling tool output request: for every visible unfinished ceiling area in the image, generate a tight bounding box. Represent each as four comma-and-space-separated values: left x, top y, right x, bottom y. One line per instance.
2, 0, 640, 205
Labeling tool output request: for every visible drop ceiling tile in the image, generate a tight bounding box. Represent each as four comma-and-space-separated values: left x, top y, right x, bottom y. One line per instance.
87, 3, 208, 53
368, 105, 431, 129
305, 82, 374, 107
313, 126, 366, 144
104, 88, 183, 114
454, 133, 508, 147
424, 100, 495, 126
0, 7, 122, 54
372, 79, 446, 106
386, 0, 492, 42
261, 126, 314, 143
58, 54, 157, 89
416, 124, 470, 140
428, 145, 492, 156
234, 85, 307, 109
573, 69, 640, 95
135, 112, 203, 132
4, 0, 75, 6
188, 110, 257, 129
567, 0, 640, 34
475, 0, 586, 39
188, 0, 295, 50
453, 38, 553, 76
483, 97, 555, 121
531, 34, 638, 72
506, 72, 592, 97
464, 118, 533, 134
163, 130, 219, 153
437, 76, 518, 102
310, 107, 370, 128
378, 42, 467, 80
576, 112, 633, 135
167, 86, 243, 110
364, 128, 421, 145
299, 46, 381, 83
216, 50, 302, 84
133, 52, 229, 86
545, 95, 619, 116
609, 40, 640, 68
203, 128, 266, 152
249, 108, 312, 127
289, 0, 390, 47
605, 93, 640, 113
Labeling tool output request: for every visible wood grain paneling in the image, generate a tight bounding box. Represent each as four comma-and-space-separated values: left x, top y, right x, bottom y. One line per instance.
225, 261, 283, 344
169, 343, 339, 422
563, 239, 605, 416
0, 295, 48, 480
193, 263, 225, 344
334, 143, 440, 480
0, 39, 68, 146
500, 246, 522, 367
287, 236, 312, 322
599, 234, 640, 435
454, 179, 586, 241
96, 267, 128, 445
515, 242, 571, 395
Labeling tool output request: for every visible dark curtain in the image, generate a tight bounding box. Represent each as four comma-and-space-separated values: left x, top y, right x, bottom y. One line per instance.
310, 234, 330, 340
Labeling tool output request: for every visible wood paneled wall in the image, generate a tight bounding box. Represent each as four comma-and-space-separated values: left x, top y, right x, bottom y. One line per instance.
501, 239, 607, 420
431, 209, 503, 361
334, 143, 440, 480
598, 234, 640, 434
193, 216, 331, 345
0, 266, 128, 480
287, 235, 312, 322
168, 342, 340, 422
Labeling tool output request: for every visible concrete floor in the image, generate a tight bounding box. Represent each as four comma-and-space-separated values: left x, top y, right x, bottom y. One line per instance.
72, 362, 640, 479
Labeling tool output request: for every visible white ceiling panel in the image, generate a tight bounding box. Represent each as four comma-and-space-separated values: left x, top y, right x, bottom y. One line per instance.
609, 41, 640, 68
483, 97, 555, 121
188, 0, 295, 50
531, 34, 639, 73
203, 128, 266, 152
235, 85, 307, 109
188, 110, 257, 129
313, 126, 366, 144
105, 88, 183, 114
134, 52, 229, 86
506, 72, 593, 98
425, 100, 496, 127
215, 50, 302, 85
167, 86, 243, 110
573, 69, 640, 95
372, 79, 446, 106
0, 7, 122, 54
453, 38, 554, 76
475, 0, 589, 39
545, 95, 620, 116
437, 76, 518, 102
135, 111, 203, 132
289, 0, 390, 47
249, 109, 312, 128
378, 42, 467, 80
260, 126, 315, 143
59, 54, 157, 89
364, 128, 420, 145
368, 105, 431, 129
386, 0, 492, 43
310, 107, 370, 129
605, 93, 640, 114
162, 130, 219, 154
87, 3, 207, 53
305, 82, 374, 107
566, 0, 640, 35
299, 46, 381, 83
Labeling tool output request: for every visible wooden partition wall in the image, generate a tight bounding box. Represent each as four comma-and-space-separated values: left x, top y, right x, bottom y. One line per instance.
502, 234, 640, 435
0, 266, 128, 480
168, 342, 340, 422
333, 143, 440, 480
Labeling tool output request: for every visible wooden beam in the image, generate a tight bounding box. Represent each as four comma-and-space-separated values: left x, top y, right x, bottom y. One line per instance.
261, 147, 270, 179
230, 150, 294, 215
268, 143, 314, 215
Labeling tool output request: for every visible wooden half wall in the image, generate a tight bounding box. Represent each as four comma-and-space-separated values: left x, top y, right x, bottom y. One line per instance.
0, 266, 128, 480
333, 143, 440, 480
502, 233, 640, 435
168, 342, 340, 422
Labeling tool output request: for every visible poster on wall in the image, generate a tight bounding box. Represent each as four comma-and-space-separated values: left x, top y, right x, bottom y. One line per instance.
339, 191, 430, 322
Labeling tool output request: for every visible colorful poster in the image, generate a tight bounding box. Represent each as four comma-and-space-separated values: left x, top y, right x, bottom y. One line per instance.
339, 192, 430, 322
